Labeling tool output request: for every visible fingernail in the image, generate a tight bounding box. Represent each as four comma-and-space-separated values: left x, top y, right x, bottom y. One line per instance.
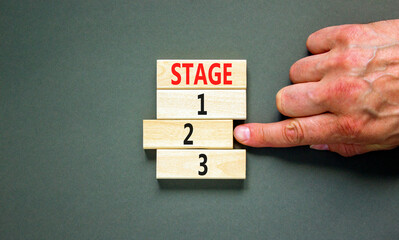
310, 144, 329, 151
234, 126, 250, 142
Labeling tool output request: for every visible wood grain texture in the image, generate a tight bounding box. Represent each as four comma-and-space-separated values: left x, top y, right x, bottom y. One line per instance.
156, 149, 246, 179
143, 120, 233, 149
157, 60, 246, 89
157, 90, 246, 119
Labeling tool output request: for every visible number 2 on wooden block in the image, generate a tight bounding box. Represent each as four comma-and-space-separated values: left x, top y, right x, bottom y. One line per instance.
183, 123, 193, 145
197, 93, 207, 115
198, 153, 208, 176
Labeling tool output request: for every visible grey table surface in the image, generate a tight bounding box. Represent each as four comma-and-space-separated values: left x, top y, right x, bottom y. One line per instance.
1, 1, 399, 239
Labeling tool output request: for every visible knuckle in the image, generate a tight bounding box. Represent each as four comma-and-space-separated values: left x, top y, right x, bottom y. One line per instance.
328, 78, 369, 99
283, 120, 305, 145
340, 51, 358, 68
337, 145, 359, 157
336, 116, 363, 139
333, 79, 351, 95
326, 51, 359, 69
257, 125, 268, 143
323, 55, 338, 69
341, 49, 370, 69
337, 25, 363, 43
343, 25, 362, 34
307, 86, 326, 106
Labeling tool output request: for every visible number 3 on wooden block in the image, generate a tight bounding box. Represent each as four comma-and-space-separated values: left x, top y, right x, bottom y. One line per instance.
198, 153, 208, 176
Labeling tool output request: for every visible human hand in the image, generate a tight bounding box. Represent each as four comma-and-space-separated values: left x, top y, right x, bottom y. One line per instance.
234, 20, 399, 156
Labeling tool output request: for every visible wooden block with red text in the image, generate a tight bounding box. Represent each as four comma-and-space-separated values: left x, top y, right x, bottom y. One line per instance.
143, 120, 233, 149
156, 149, 246, 179
157, 90, 246, 119
157, 60, 246, 89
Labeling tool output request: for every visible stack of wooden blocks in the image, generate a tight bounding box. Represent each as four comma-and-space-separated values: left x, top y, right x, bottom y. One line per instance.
143, 60, 247, 179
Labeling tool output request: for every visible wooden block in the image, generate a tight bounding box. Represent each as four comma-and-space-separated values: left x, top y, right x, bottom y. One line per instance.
156, 149, 246, 179
143, 120, 233, 149
157, 90, 246, 119
157, 60, 246, 89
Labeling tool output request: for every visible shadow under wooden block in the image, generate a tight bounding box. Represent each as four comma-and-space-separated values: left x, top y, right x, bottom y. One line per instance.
157, 179, 244, 190
144, 149, 156, 161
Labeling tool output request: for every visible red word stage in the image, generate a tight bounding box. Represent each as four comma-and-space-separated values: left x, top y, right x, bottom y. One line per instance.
171, 63, 232, 85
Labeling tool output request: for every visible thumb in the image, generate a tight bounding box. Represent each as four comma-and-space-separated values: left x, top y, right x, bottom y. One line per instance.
234, 114, 348, 148
234, 122, 305, 148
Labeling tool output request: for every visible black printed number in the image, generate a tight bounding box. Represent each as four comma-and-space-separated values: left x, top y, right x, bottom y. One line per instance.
183, 123, 193, 145
198, 93, 207, 115
198, 154, 208, 176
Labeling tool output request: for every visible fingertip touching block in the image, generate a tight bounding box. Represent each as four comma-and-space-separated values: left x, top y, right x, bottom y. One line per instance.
157, 60, 246, 89
157, 90, 246, 119
156, 149, 246, 179
143, 120, 233, 149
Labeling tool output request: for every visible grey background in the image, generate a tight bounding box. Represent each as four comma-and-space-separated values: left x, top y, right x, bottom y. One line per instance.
1, 1, 399, 239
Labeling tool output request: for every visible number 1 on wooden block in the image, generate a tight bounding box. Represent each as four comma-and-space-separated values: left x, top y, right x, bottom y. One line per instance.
157, 90, 246, 119
197, 93, 207, 115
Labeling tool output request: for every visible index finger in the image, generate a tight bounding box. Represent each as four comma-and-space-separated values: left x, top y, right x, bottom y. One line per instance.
234, 113, 348, 148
